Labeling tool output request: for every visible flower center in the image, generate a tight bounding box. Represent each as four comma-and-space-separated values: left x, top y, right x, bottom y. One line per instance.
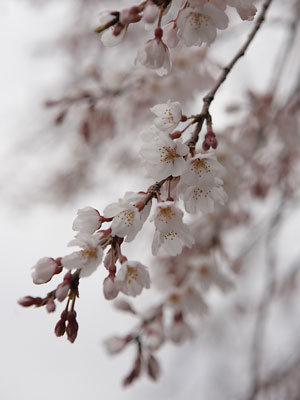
159, 146, 179, 164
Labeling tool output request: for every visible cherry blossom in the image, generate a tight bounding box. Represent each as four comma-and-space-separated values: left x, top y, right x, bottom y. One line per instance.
116, 261, 151, 297
151, 202, 194, 256
61, 233, 103, 277
103, 196, 142, 242
32, 257, 60, 285
72, 207, 101, 234
136, 36, 171, 76
177, 4, 229, 47
150, 100, 182, 133
140, 133, 188, 181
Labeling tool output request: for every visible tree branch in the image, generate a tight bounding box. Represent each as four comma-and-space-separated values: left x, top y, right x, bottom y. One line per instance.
188, 0, 274, 151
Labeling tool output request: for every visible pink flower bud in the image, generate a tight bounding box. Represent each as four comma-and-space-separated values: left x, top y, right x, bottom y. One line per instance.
66, 320, 79, 343
202, 141, 210, 151
103, 276, 119, 300
56, 282, 70, 302
119, 9, 132, 25
55, 319, 66, 337
46, 300, 56, 313
143, 2, 159, 24
18, 296, 36, 307
31, 257, 58, 285
204, 131, 217, 146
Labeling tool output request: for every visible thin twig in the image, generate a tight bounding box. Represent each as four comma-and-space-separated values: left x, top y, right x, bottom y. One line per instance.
188, 0, 273, 151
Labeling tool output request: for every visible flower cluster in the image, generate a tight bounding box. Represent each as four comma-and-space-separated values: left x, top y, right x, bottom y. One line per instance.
95, 0, 257, 75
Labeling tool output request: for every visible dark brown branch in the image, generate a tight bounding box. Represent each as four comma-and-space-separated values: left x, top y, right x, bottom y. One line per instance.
188, 0, 273, 151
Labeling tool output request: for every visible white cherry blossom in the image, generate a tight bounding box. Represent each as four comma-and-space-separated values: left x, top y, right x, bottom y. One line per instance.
32, 257, 59, 285
140, 133, 188, 181
182, 181, 227, 213
151, 202, 194, 256
136, 38, 171, 76
61, 233, 103, 278
150, 100, 182, 132
72, 207, 101, 234
103, 192, 150, 242
181, 152, 225, 186
103, 199, 141, 242
177, 4, 229, 47
116, 261, 151, 297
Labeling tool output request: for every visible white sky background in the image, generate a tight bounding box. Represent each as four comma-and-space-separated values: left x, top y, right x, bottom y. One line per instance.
1, 1, 300, 400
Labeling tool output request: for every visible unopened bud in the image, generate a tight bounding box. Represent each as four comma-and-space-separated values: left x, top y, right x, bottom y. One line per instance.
32, 257, 58, 285
46, 300, 56, 313
56, 282, 70, 302
202, 141, 210, 151
204, 131, 217, 146
55, 319, 66, 337
18, 296, 36, 307
143, 2, 159, 24
66, 320, 79, 343
103, 276, 119, 300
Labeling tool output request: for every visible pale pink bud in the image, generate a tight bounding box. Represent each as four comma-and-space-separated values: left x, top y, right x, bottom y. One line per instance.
18, 296, 42, 307
46, 300, 56, 313
143, 1, 159, 24
103, 276, 119, 300
56, 282, 70, 302
31, 257, 58, 285
120, 9, 132, 25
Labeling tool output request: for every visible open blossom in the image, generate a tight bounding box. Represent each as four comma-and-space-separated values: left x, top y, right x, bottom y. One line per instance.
140, 133, 188, 181
151, 202, 194, 256
177, 4, 228, 47
32, 257, 59, 285
150, 100, 182, 133
181, 152, 225, 185
61, 233, 103, 277
103, 192, 150, 242
181, 180, 227, 213
116, 261, 151, 297
178, 153, 227, 213
72, 207, 101, 234
136, 37, 171, 76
